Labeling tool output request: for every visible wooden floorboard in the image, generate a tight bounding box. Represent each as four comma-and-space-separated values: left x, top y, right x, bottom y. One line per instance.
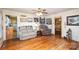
0, 36, 79, 50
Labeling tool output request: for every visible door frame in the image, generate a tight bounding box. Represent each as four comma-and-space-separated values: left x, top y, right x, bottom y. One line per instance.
54, 17, 62, 37
0, 14, 4, 47
2, 12, 18, 41
6, 15, 17, 40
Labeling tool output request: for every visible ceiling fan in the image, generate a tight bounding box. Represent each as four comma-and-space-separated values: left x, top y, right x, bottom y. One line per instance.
32, 8, 48, 16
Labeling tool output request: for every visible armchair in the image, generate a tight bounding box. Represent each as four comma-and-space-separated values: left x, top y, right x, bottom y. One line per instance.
39, 25, 51, 35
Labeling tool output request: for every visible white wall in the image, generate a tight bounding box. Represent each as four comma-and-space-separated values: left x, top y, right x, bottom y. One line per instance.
0, 12, 2, 38
2, 9, 79, 41
48, 9, 79, 41
2, 9, 34, 41
0, 10, 3, 47
2, 9, 50, 41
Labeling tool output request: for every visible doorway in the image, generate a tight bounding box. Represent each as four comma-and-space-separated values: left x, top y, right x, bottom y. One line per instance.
6, 15, 17, 40
55, 17, 62, 37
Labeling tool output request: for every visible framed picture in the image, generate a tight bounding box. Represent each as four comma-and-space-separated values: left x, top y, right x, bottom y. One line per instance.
40, 17, 45, 24
20, 18, 32, 22
27, 18, 33, 22
34, 18, 39, 22
46, 18, 52, 25
20, 18, 27, 22
67, 15, 79, 26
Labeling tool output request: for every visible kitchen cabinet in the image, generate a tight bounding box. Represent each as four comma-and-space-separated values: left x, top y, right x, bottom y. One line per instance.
6, 27, 14, 40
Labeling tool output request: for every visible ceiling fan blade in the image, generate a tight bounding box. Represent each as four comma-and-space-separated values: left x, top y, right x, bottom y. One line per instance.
32, 8, 48, 15
42, 12, 48, 14
45, 12, 48, 14
43, 9, 46, 11
32, 9, 41, 12
37, 8, 42, 12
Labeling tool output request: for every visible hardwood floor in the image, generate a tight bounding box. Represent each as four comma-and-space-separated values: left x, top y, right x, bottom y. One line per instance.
0, 35, 79, 50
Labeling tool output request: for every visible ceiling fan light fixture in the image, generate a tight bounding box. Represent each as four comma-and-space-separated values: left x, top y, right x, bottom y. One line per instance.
33, 8, 48, 16
36, 12, 43, 16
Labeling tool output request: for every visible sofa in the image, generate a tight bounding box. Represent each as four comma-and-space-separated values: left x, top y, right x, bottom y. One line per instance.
19, 26, 37, 40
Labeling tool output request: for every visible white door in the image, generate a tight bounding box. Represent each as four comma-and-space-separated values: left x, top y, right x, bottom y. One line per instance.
0, 16, 3, 47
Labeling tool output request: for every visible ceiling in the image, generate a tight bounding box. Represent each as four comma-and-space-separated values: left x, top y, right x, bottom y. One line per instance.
3, 8, 75, 15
